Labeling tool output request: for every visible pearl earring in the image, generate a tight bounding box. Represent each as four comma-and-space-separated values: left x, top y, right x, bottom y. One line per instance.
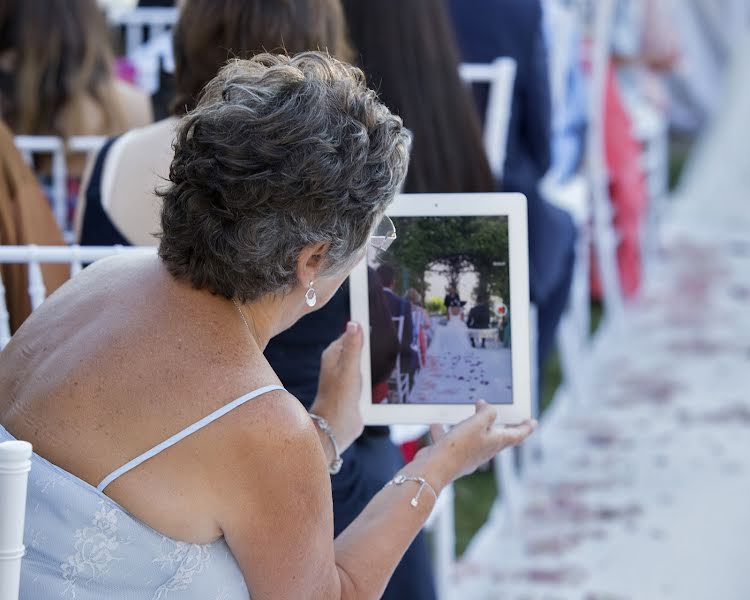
305, 281, 317, 307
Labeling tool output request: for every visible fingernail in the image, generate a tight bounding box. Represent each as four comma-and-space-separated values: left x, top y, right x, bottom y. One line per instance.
347, 321, 359, 334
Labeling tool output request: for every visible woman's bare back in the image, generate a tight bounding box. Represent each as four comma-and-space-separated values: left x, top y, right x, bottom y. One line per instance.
0, 253, 285, 543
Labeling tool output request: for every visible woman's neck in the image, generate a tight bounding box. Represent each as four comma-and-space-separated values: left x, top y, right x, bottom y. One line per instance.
233, 293, 304, 350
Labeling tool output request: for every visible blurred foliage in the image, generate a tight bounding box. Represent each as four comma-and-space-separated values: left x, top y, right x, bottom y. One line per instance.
385, 216, 509, 302
453, 469, 497, 557
425, 296, 446, 315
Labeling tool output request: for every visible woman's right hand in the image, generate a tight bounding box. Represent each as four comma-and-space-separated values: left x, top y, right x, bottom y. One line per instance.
412, 401, 537, 490
310, 322, 365, 454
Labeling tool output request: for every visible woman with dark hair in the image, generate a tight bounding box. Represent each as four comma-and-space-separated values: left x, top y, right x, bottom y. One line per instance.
342, 0, 493, 194
0, 0, 152, 176
77, 0, 351, 246
0, 53, 534, 598
370, 267, 400, 400
343, 0, 576, 382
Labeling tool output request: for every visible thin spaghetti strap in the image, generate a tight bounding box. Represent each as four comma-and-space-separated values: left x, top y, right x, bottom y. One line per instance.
97, 384, 285, 492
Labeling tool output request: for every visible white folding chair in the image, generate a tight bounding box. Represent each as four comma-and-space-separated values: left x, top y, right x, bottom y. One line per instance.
389, 316, 411, 404
459, 58, 517, 180
13, 136, 107, 242
584, 0, 624, 324
540, 0, 595, 410
13, 136, 67, 232
128, 30, 175, 95
108, 7, 179, 59
634, 106, 669, 269
0, 440, 33, 600
0, 245, 154, 349
107, 7, 178, 95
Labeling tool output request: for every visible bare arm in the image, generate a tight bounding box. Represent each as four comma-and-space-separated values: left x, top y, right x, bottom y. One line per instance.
216, 393, 534, 599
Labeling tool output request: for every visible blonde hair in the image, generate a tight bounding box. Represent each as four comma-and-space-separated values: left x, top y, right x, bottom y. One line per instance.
405, 288, 423, 307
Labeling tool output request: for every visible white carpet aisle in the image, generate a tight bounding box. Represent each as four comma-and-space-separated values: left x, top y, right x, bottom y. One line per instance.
409, 320, 513, 405
450, 34, 750, 600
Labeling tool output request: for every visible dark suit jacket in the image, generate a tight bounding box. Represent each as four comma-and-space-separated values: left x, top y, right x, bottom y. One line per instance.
446, 0, 576, 304
383, 288, 414, 361
467, 303, 491, 329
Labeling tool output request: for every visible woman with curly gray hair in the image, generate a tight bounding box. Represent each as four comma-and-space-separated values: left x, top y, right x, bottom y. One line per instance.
0, 52, 535, 599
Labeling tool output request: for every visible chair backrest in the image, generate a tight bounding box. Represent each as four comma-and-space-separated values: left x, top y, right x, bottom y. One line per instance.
107, 7, 179, 60
583, 0, 624, 322
14, 136, 107, 240
0, 245, 154, 349
0, 440, 32, 600
459, 58, 517, 180
391, 315, 404, 343
128, 31, 175, 95
544, 0, 581, 115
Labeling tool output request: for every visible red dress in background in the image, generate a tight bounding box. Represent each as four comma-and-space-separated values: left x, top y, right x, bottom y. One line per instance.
592, 64, 647, 299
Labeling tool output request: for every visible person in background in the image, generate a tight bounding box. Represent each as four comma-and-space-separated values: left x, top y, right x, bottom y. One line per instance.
77, 0, 351, 246
0, 0, 152, 180
377, 264, 420, 383
593, 0, 652, 299
342, 0, 492, 195
78, 0, 436, 595
445, 0, 577, 383
443, 286, 463, 312
369, 268, 400, 404
405, 288, 431, 366
0, 52, 537, 598
467, 294, 491, 347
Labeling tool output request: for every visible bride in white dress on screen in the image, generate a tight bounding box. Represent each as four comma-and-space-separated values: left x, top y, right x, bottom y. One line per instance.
429, 305, 472, 354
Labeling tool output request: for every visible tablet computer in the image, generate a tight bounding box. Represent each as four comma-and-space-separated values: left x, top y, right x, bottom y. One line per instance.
350, 193, 531, 425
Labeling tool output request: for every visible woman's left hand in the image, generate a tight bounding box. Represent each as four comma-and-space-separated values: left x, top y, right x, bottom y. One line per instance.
310, 321, 365, 453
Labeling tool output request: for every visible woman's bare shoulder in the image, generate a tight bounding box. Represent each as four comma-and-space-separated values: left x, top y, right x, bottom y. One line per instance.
217, 386, 317, 451
111, 78, 154, 129
206, 386, 328, 516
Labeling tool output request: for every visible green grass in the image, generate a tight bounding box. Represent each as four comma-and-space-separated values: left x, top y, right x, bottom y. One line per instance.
452, 301, 605, 556
453, 469, 497, 556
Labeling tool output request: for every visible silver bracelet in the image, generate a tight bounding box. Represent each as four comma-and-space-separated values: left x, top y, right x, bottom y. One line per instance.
309, 414, 343, 475
384, 474, 438, 508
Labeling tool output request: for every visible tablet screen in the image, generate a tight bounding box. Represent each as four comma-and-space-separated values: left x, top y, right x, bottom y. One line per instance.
369, 215, 512, 405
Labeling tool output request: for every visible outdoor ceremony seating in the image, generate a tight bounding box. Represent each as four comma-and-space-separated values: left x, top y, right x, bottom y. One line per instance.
107, 6, 179, 62
0, 439, 33, 600
459, 58, 517, 180
388, 315, 411, 404
13, 136, 107, 242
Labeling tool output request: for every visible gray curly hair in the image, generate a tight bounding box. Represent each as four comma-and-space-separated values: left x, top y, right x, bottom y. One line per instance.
158, 51, 411, 302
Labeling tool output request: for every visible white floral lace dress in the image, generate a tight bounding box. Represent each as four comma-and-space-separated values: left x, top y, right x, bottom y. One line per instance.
1, 425, 250, 600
